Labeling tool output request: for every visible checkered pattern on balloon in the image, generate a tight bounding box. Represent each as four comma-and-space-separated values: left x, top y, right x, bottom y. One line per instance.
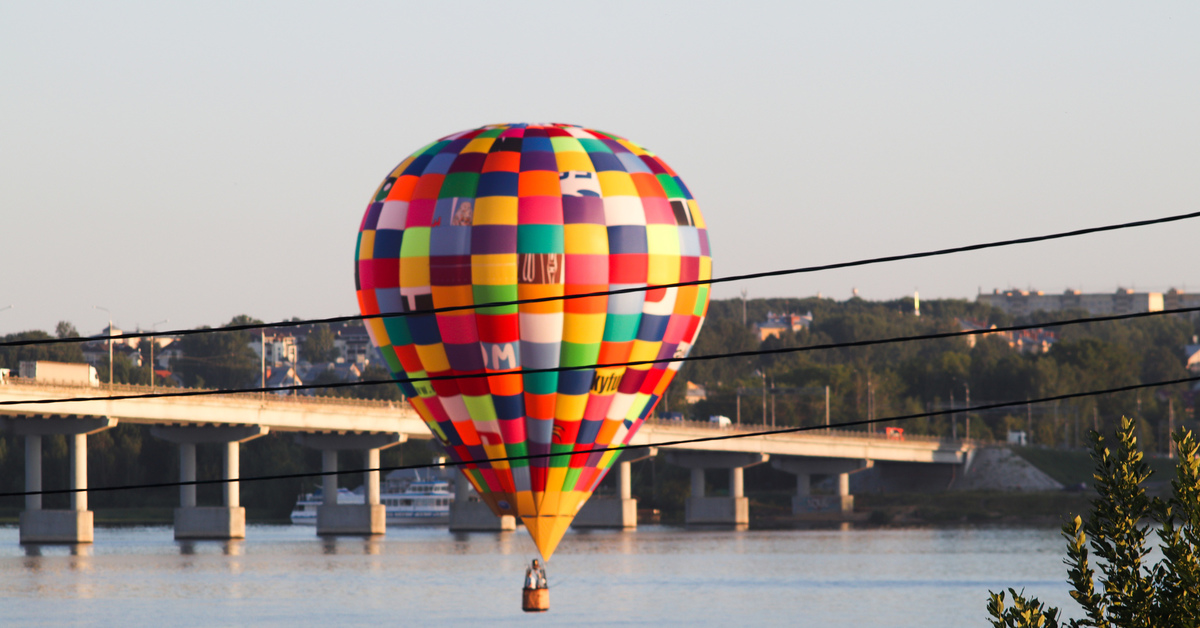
356, 123, 711, 558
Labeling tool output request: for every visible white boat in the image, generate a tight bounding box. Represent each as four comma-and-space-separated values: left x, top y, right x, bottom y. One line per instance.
291, 470, 453, 526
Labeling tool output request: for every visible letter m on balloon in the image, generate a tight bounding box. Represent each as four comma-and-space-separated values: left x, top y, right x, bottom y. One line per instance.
481, 342, 519, 370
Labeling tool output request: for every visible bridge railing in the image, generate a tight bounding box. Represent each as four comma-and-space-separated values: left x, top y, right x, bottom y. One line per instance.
4, 378, 992, 445
2, 377, 408, 410
643, 416, 988, 445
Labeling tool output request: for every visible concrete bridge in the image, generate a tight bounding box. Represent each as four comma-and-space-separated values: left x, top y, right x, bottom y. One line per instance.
0, 379, 974, 543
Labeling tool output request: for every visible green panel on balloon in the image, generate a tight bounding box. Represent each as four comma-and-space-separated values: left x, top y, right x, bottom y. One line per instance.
657, 174, 684, 198
439, 172, 479, 199
472, 285, 518, 315
559, 342, 600, 367
505, 441, 528, 462
549, 137, 585, 153
466, 468, 485, 486
626, 393, 652, 419
562, 467, 583, 491
382, 318, 412, 346
577, 138, 612, 153
381, 347, 403, 374
550, 443, 574, 468
399, 227, 430, 258
523, 371, 559, 395
602, 314, 641, 342
422, 141, 450, 156
462, 395, 498, 421
517, 225, 565, 254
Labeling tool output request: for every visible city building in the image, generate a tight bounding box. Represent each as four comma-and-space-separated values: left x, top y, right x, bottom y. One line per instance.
301, 361, 363, 384
258, 365, 303, 394
956, 318, 1057, 354
1164, 288, 1200, 319
333, 325, 372, 365
249, 333, 299, 366
753, 311, 813, 341
978, 288, 1165, 317
1185, 339, 1200, 373
685, 381, 707, 404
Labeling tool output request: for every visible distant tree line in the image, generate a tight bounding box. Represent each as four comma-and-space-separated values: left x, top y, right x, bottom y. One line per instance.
667, 297, 1198, 453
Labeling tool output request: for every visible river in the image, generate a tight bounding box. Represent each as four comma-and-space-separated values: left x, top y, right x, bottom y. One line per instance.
0, 524, 1075, 626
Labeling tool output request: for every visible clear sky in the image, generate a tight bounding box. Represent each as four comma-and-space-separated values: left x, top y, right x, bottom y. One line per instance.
3, 1, 1198, 336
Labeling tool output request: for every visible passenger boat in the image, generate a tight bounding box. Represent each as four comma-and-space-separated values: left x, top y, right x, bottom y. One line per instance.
290, 469, 453, 526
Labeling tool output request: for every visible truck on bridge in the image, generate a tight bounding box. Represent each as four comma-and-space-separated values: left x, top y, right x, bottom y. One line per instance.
18, 361, 100, 387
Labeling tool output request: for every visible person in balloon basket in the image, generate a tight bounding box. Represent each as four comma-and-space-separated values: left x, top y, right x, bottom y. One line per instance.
524, 559, 548, 590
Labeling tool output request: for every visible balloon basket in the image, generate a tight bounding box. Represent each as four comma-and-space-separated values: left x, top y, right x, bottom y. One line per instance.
522, 587, 550, 613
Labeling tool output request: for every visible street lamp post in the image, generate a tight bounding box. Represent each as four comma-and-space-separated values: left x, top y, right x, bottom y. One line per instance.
755, 370, 767, 427
94, 305, 113, 390
964, 383, 971, 441
148, 319, 168, 390
824, 385, 830, 432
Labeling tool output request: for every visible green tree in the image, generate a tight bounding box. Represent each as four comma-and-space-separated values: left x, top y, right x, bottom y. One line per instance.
172, 315, 263, 389
987, 417, 1200, 627
93, 352, 150, 385
302, 326, 339, 363
0, 328, 86, 368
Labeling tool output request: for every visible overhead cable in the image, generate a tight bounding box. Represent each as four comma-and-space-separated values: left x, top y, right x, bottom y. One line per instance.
3, 209, 1198, 349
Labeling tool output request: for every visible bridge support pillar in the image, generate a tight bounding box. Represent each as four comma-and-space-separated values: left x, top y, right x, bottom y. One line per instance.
665, 451, 768, 527
294, 432, 404, 536
771, 457, 872, 516
449, 470, 516, 531
574, 447, 656, 529
25, 434, 41, 511
0, 416, 116, 544
151, 424, 268, 540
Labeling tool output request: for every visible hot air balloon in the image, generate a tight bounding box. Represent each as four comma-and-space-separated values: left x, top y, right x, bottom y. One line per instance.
355, 123, 711, 561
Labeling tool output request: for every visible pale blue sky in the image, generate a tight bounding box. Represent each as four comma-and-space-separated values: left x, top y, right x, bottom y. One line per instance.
3, 1, 1198, 335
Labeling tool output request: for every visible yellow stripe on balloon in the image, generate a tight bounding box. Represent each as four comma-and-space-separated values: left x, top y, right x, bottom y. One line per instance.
414, 344, 451, 374
473, 196, 518, 225
471, 254, 518, 285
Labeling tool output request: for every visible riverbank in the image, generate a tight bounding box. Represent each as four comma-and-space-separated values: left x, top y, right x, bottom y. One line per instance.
742, 490, 1092, 528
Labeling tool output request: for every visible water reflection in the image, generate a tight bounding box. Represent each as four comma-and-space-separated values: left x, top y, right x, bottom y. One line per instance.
176, 539, 244, 556
21, 543, 92, 558
0, 524, 1076, 626
318, 535, 384, 555
449, 530, 515, 556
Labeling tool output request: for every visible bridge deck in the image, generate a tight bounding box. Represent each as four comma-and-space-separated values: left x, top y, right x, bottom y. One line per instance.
0, 381, 970, 463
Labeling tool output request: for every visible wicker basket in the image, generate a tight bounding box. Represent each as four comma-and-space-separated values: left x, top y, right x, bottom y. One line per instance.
522, 587, 550, 612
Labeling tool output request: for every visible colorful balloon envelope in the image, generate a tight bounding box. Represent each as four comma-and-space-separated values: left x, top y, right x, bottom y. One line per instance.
355, 123, 712, 559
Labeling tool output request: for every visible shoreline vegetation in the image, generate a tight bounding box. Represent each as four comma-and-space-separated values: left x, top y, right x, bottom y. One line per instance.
987, 419, 1200, 626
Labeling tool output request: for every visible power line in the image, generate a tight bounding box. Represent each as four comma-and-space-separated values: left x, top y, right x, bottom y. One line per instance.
4, 305, 1199, 407
4, 208, 1198, 350
2, 373, 1194, 499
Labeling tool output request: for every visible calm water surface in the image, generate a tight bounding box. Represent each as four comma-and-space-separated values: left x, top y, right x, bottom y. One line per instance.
0, 524, 1074, 627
